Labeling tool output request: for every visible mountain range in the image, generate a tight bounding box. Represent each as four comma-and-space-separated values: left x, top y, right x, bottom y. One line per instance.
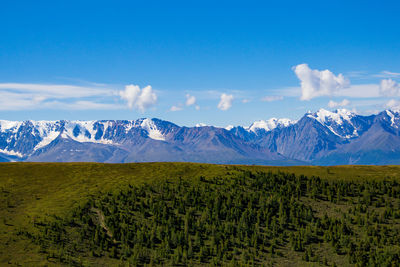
1, 109, 400, 165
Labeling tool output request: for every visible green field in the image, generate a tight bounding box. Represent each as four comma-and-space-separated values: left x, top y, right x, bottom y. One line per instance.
2, 162, 400, 266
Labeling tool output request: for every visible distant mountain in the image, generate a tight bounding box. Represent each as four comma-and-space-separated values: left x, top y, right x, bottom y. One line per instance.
1, 109, 400, 165
314, 110, 400, 165
240, 109, 375, 162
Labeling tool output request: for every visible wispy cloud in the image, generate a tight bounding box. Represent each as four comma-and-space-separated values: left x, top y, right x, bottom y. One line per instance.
373, 71, 400, 78
170, 105, 183, 112
336, 84, 381, 98
42, 101, 120, 110
386, 99, 400, 110
0, 83, 113, 98
0, 82, 162, 112
0, 83, 119, 111
0, 91, 119, 111
278, 84, 381, 98
345, 70, 400, 80
261, 96, 283, 102
185, 94, 196, 106
328, 99, 350, 108
169, 93, 198, 112
345, 71, 368, 79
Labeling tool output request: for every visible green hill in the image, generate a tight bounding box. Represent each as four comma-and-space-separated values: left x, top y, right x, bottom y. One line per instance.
2, 162, 400, 266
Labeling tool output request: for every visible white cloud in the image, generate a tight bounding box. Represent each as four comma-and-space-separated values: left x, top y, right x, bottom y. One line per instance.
293, 63, 350, 100
379, 79, 400, 97
261, 96, 283, 102
328, 99, 350, 108
185, 94, 196, 106
195, 105, 200, 110
170, 105, 183, 111
242, 99, 250, 103
217, 93, 234, 111
119, 84, 157, 112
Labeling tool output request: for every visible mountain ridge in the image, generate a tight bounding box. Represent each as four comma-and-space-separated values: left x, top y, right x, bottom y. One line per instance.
1, 109, 399, 165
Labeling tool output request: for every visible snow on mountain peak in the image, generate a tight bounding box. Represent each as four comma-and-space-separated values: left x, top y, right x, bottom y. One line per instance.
247, 118, 293, 133
0, 120, 23, 132
335, 108, 355, 117
307, 108, 359, 138
385, 110, 400, 128
34, 131, 60, 150
308, 108, 355, 125
225, 125, 234, 131
140, 118, 166, 141
60, 121, 114, 145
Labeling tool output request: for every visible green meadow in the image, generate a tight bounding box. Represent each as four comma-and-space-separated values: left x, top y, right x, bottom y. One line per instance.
2, 162, 400, 266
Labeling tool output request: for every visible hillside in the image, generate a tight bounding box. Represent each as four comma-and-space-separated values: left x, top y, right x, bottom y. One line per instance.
2, 163, 400, 266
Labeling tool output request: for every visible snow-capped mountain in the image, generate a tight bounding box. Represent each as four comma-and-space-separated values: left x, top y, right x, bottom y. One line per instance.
305, 109, 372, 139
384, 110, 400, 129
1, 109, 400, 165
0, 119, 175, 159
247, 118, 294, 134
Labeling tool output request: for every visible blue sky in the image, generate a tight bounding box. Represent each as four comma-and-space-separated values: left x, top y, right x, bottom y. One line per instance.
1, 0, 400, 126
